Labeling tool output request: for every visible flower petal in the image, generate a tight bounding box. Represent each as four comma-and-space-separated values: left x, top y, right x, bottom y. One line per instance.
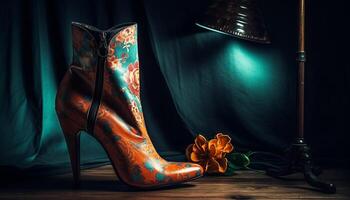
185, 144, 194, 160
192, 144, 201, 154
216, 133, 224, 138
199, 160, 209, 172
215, 151, 224, 159
208, 138, 217, 146
216, 133, 233, 153
190, 152, 202, 162
208, 139, 218, 157
223, 143, 234, 153
195, 134, 208, 153
216, 133, 231, 147
206, 158, 220, 173
217, 158, 228, 173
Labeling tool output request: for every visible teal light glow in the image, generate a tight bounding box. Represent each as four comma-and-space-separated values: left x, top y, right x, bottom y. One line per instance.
228, 42, 273, 91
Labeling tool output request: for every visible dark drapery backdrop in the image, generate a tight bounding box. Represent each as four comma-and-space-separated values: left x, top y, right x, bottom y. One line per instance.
0, 0, 349, 174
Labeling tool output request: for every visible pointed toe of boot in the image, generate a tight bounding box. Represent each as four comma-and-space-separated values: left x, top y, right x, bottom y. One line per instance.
165, 162, 204, 183
183, 162, 203, 179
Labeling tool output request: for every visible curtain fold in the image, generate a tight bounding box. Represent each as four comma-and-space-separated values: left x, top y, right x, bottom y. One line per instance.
142, 0, 295, 149
1, 0, 196, 174
0, 0, 296, 172
1, 0, 348, 174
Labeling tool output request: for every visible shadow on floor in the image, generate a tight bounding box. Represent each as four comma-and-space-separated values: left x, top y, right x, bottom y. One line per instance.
0, 174, 196, 192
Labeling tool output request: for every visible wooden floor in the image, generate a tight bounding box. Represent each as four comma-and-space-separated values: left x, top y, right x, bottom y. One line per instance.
1, 165, 349, 199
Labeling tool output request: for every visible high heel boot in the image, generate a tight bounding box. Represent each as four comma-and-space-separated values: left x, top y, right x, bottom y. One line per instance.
55, 22, 203, 188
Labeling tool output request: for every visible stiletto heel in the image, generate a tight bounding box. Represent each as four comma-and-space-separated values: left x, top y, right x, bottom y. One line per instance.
58, 116, 82, 188
55, 22, 203, 188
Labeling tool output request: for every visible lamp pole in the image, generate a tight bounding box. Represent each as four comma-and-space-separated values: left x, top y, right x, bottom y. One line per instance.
297, 0, 305, 140
196, 0, 336, 193
267, 0, 336, 193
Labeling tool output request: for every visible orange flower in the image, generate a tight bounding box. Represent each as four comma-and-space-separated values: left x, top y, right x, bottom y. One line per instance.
186, 133, 234, 174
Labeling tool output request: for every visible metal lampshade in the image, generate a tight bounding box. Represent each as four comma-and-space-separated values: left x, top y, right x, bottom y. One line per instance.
196, 0, 270, 44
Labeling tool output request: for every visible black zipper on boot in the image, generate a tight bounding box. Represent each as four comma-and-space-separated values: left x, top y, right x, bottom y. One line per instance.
87, 32, 107, 134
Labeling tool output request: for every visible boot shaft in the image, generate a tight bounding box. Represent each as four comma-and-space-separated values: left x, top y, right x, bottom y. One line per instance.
55, 22, 204, 188
56, 22, 144, 134
71, 22, 137, 70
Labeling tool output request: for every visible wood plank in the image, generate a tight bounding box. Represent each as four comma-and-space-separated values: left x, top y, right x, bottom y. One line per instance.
1, 165, 349, 200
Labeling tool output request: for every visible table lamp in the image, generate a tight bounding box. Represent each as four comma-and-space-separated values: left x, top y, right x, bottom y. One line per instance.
196, 0, 336, 193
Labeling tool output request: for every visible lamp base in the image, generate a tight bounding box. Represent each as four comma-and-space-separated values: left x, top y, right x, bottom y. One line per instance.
266, 138, 336, 194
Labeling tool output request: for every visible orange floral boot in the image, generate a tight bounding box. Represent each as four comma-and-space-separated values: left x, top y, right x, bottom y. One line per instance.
55, 22, 203, 188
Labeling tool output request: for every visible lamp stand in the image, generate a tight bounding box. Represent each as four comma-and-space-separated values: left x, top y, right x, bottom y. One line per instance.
266, 0, 336, 194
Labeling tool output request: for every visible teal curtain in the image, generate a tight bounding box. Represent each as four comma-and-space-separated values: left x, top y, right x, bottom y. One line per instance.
0, 0, 198, 174
1, 0, 349, 174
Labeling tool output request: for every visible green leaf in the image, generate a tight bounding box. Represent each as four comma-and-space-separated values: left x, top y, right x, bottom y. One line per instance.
223, 153, 251, 176
223, 161, 236, 176
226, 152, 250, 169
